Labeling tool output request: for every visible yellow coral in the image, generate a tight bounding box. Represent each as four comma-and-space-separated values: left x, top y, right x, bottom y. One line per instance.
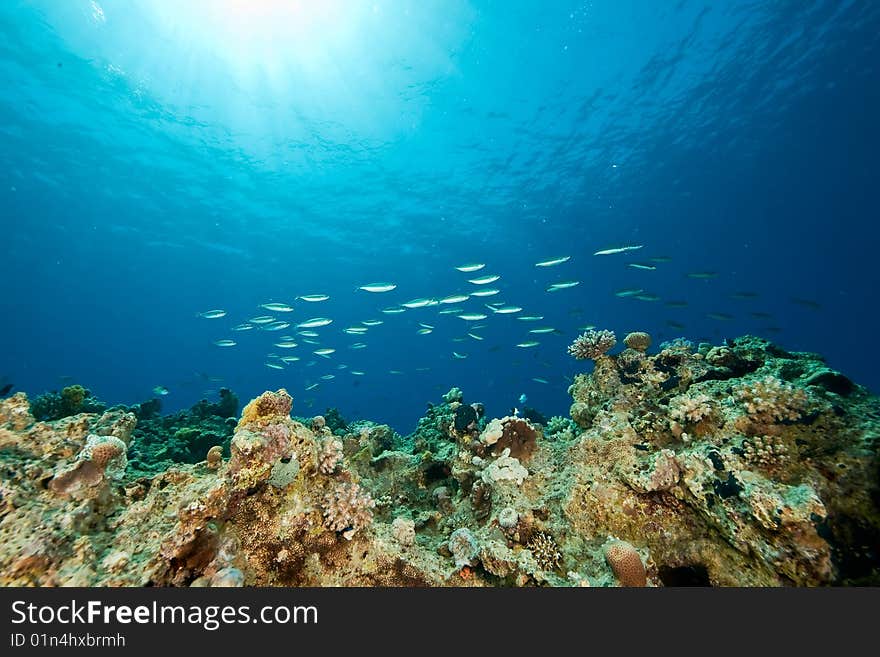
206, 445, 223, 470
238, 389, 293, 428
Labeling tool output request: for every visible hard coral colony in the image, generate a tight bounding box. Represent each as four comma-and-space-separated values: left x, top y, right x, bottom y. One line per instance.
0, 332, 878, 587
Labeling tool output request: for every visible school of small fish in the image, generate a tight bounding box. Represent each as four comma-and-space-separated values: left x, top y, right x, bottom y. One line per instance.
195, 246, 811, 397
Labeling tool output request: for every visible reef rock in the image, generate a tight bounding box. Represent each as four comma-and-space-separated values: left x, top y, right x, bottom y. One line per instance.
0, 335, 877, 586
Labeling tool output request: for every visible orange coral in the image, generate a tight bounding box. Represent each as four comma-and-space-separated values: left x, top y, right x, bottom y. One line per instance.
88, 442, 123, 469
603, 540, 646, 587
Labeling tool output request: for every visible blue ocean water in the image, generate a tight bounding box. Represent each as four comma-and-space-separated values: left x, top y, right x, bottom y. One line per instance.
0, 0, 877, 432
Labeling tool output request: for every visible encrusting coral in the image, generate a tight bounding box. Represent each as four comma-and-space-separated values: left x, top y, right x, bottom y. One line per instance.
0, 333, 878, 587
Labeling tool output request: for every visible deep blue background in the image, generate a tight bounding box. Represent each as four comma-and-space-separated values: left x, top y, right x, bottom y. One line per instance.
1, 0, 877, 432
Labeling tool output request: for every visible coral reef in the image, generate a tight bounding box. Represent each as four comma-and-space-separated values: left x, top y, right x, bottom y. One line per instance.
0, 334, 878, 587
30, 385, 106, 421
126, 390, 238, 475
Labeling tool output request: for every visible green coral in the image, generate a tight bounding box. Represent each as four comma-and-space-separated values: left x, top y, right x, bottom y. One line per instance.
545, 416, 577, 440
30, 384, 107, 421
126, 390, 238, 475
323, 407, 349, 435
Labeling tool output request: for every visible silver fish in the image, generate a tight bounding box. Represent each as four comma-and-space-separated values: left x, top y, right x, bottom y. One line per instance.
358, 283, 397, 293
260, 302, 294, 312
198, 309, 227, 319
593, 245, 644, 256
455, 263, 485, 272
534, 256, 571, 267
546, 281, 580, 291
469, 288, 500, 297
297, 318, 333, 328
468, 274, 501, 285
440, 294, 470, 304
402, 298, 435, 309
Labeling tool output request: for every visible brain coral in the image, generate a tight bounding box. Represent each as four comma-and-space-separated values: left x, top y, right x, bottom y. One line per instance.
323, 481, 376, 540
603, 540, 647, 587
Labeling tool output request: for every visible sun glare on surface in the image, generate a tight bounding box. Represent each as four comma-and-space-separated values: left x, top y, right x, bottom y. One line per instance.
143, 0, 368, 83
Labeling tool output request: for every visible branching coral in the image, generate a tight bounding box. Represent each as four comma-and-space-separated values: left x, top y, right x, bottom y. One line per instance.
734, 376, 808, 424
528, 531, 562, 572
322, 481, 375, 540
568, 329, 617, 360
319, 437, 343, 474
668, 393, 714, 424
742, 435, 789, 469
545, 416, 577, 440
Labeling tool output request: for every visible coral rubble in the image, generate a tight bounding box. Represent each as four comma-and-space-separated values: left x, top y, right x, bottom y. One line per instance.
1, 335, 878, 586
